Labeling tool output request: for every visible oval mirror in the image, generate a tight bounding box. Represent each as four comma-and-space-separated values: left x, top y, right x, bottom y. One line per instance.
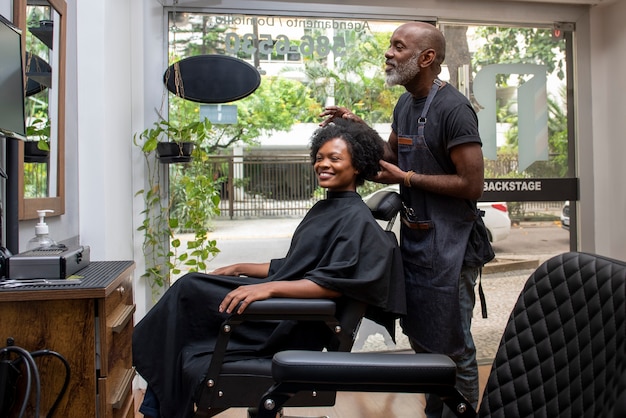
163, 55, 261, 104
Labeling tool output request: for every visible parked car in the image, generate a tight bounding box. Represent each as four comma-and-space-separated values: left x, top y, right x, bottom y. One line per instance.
362, 185, 511, 243
561, 201, 570, 230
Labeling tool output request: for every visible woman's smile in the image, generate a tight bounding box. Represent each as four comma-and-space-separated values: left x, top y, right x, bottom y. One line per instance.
314, 138, 359, 192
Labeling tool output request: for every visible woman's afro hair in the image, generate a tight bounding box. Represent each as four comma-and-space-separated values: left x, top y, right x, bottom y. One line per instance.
309, 118, 385, 186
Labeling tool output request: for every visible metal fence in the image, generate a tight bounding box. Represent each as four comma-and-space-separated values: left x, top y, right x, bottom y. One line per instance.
208, 154, 566, 219
208, 154, 320, 218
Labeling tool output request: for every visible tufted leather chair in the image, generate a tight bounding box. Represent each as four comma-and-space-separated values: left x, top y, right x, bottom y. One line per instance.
478, 251, 626, 418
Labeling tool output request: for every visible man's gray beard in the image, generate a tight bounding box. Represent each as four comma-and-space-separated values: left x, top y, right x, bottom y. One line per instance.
385, 53, 420, 87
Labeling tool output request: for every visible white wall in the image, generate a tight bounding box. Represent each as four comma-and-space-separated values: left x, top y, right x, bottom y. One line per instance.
75, 0, 134, 262
589, 1, 626, 260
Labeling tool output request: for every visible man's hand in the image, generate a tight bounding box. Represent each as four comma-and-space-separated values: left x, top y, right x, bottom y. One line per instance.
373, 159, 404, 185
318, 106, 365, 127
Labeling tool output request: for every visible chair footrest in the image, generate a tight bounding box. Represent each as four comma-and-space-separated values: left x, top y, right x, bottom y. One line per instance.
272, 351, 456, 387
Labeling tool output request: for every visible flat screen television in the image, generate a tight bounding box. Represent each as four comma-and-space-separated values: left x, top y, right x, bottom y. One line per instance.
0, 14, 26, 141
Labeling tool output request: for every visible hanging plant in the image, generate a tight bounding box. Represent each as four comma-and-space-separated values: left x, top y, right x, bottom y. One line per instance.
134, 115, 221, 295
135, 116, 214, 164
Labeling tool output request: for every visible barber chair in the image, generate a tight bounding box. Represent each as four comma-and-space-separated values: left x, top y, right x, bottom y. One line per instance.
256, 251, 626, 418
192, 189, 408, 417
477, 251, 626, 417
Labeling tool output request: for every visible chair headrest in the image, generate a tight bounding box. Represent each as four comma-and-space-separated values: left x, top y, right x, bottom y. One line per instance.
366, 190, 402, 222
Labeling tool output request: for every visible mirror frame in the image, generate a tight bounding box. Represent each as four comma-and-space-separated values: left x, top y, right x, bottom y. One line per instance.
14, 0, 65, 220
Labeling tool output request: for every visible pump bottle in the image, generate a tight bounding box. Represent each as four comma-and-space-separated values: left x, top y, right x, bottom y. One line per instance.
26, 209, 57, 250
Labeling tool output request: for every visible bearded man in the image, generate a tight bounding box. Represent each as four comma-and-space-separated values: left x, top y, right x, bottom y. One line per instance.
319, 21, 494, 418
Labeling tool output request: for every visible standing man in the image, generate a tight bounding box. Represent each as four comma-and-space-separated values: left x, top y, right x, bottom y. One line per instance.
320, 21, 494, 417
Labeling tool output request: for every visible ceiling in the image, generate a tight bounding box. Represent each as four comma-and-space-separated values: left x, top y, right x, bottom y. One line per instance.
493, 0, 622, 4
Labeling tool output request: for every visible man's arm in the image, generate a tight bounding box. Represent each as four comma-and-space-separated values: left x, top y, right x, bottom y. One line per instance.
320, 106, 399, 165
375, 142, 484, 200
384, 130, 399, 165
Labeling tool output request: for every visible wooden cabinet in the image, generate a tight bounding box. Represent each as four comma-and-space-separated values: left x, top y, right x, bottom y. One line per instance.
0, 261, 135, 418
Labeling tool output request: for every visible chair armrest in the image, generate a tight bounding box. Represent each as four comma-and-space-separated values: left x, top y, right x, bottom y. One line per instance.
232, 298, 337, 320
218, 298, 343, 358
200, 299, 341, 405
272, 351, 456, 386
213, 298, 342, 366
255, 351, 474, 418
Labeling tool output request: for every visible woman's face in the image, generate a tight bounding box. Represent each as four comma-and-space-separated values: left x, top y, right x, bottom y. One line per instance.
314, 137, 359, 192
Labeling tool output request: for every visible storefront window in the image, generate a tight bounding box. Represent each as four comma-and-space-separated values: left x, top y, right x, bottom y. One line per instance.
167, 12, 575, 223
165, 11, 577, 357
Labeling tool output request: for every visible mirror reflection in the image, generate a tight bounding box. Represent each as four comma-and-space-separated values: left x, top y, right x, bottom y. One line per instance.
23, 4, 56, 197
16, 0, 65, 219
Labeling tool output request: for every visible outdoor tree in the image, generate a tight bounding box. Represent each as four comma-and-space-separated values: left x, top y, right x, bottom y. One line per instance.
301, 29, 404, 124
472, 27, 565, 84
442, 25, 472, 89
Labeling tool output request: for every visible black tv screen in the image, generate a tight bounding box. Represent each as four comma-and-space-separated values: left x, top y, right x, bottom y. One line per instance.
0, 14, 26, 140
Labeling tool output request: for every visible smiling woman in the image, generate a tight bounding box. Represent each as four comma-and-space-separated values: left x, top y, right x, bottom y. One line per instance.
132, 119, 404, 418
310, 118, 385, 192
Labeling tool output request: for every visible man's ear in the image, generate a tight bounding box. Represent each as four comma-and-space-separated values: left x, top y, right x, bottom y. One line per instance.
420, 48, 436, 67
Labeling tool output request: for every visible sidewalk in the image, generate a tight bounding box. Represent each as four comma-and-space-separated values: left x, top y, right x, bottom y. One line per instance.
208, 216, 302, 240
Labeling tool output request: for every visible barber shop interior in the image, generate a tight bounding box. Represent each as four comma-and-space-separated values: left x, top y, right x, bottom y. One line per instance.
0, 0, 624, 417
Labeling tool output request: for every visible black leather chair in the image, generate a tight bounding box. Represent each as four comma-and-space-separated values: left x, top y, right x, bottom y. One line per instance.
478, 251, 626, 417
192, 190, 406, 417
255, 251, 626, 418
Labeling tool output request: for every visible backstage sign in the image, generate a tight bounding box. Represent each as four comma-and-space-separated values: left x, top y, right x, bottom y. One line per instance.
480, 178, 579, 202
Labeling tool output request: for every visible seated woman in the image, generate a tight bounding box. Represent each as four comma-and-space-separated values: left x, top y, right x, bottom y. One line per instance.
132, 118, 406, 418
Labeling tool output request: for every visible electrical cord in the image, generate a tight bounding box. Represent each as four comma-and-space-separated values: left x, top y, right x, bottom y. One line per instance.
0, 345, 70, 418
0, 345, 40, 418
29, 350, 71, 418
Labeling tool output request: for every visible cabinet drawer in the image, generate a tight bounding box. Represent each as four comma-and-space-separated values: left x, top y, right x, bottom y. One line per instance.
100, 274, 135, 376
98, 368, 135, 418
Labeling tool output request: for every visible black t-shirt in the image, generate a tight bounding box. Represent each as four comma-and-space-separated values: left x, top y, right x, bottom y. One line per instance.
392, 85, 482, 175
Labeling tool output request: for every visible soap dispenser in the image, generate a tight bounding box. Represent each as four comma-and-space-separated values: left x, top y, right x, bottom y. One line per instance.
27, 209, 57, 250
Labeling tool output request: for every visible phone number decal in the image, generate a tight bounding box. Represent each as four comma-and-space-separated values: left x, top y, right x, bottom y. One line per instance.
224, 33, 346, 58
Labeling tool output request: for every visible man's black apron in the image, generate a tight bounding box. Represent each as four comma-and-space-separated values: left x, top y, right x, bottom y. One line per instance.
397, 80, 478, 356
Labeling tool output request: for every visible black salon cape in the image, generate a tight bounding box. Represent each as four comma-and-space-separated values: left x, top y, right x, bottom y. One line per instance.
132, 191, 406, 418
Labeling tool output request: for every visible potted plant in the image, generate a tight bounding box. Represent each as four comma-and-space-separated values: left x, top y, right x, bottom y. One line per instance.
24, 117, 50, 163
134, 117, 213, 164
134, 116, 221, 297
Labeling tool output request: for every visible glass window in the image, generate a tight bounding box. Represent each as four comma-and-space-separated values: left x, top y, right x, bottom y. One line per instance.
165, 11, 576, 358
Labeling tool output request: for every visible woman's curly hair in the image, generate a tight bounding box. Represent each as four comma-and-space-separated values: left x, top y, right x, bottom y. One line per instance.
309, 118, 385, 186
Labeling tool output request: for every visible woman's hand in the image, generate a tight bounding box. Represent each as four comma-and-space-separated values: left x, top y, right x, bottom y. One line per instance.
210, 262, 270, 278
218, 279, 342, 314
218, 282, 276, 314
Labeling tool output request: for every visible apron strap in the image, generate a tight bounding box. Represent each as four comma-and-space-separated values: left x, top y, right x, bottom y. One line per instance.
417, 78, 443, 137
477, 268, 488, 318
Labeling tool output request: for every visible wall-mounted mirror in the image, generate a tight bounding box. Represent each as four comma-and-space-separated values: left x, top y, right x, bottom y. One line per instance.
14, 0, 65, 220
